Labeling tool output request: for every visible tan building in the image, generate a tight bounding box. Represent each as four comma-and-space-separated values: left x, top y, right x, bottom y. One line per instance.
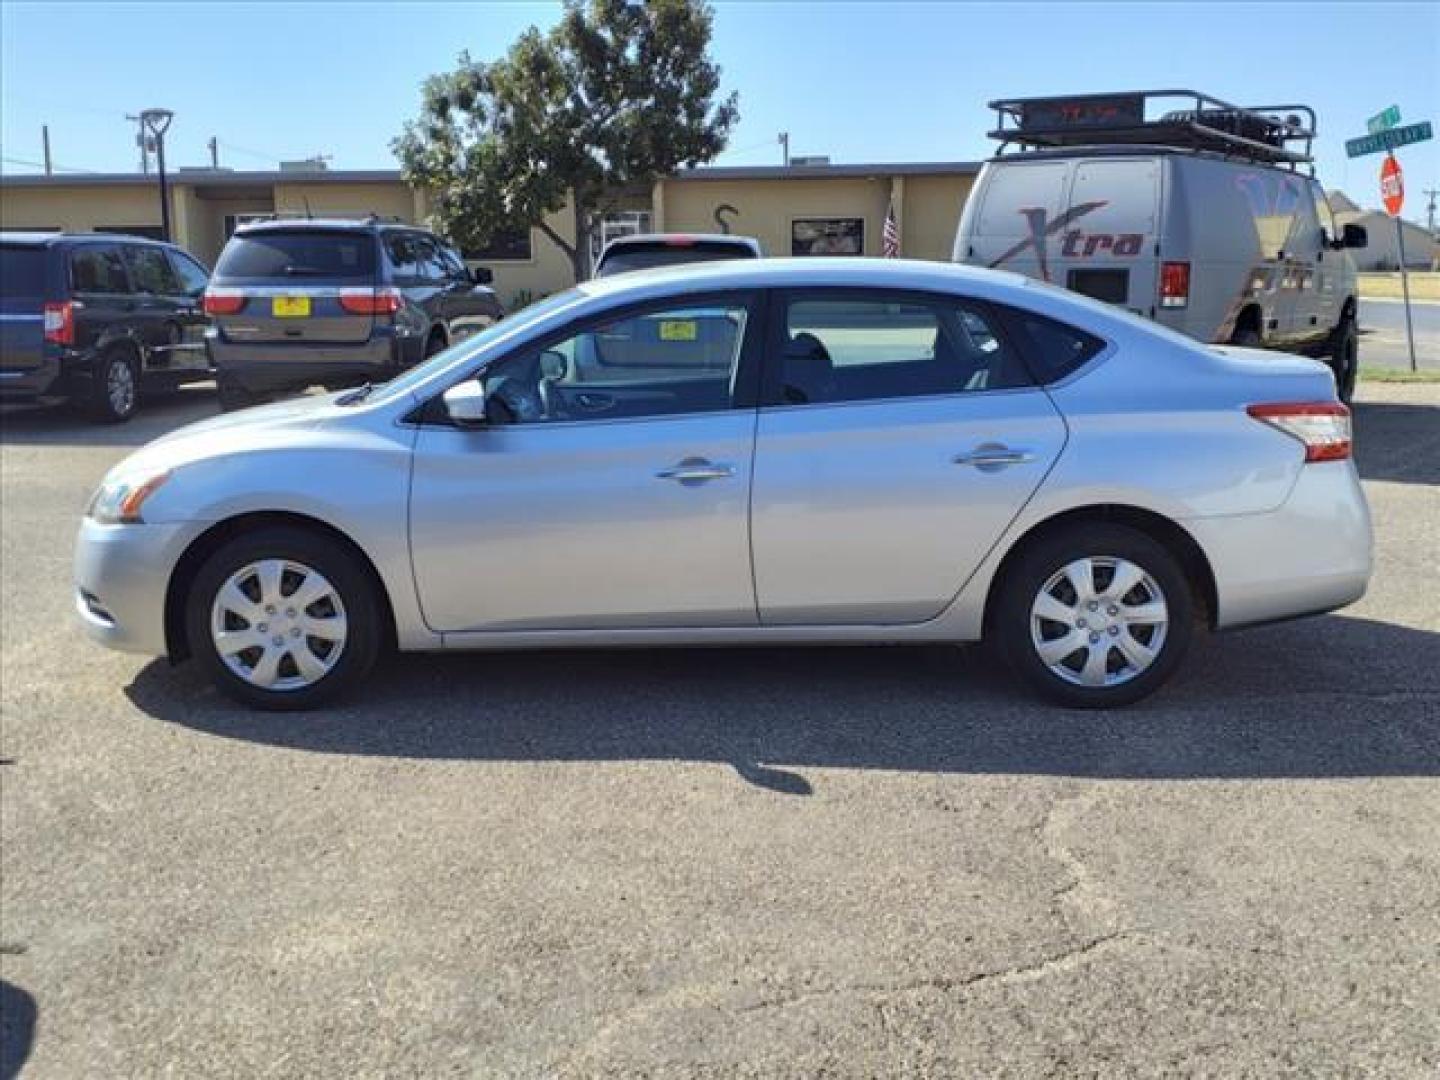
1, 160, 978, 306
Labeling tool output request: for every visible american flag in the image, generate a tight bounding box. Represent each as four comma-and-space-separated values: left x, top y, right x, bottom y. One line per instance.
882, 199, 900, 257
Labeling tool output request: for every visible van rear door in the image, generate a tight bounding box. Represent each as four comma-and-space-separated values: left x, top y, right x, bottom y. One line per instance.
1054, 158, 1161, 317
955, 160, 1070, 282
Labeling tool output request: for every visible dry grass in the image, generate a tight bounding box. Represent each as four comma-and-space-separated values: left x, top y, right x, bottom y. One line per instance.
1357, 272, 1440, 302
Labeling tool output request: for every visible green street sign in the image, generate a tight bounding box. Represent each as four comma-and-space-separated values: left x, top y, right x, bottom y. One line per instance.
1346, 120, 1433, 158
1366, 105, 1401, 134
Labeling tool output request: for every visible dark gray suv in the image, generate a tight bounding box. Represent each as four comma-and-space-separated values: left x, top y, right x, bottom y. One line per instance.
205, 217, 504, 409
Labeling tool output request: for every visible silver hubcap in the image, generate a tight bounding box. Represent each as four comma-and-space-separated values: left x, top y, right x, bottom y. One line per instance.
107, 361, 135, 415
1029, 556, 1169, 688
209, 560, 347, 691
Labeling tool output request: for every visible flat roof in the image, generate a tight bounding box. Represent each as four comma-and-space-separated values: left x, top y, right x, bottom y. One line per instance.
1, 161, 983, 189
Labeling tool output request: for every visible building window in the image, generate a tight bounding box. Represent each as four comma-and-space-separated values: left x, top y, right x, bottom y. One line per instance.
463, 226, 533, 263
94, 225, 165, 241
792, 217, 864, 257
224, 213, 274, 239
590, 211, 653, 267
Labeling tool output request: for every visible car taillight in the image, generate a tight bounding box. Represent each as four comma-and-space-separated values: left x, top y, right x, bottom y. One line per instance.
43, 301, 74, 346
1159, 261, 1190, 308
338, 287, 402, 316
1247, 403, 1351, 463
202, 288, 246, 316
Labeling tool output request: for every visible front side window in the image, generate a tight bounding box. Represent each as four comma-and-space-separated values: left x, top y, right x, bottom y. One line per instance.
69, 246, 130, 294
479, 298, 753, 425
773, 292, 1030, 406
123, 246, 181, 294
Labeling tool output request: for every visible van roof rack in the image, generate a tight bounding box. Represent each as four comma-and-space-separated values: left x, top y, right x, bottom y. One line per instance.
987, 90, 1315, 170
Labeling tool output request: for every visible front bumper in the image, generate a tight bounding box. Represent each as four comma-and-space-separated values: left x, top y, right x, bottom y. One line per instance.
73, 518, 208, 656
1186, 460, 1373, 630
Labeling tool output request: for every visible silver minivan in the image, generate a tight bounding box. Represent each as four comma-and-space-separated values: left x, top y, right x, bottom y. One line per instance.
954, 90, 1367, 399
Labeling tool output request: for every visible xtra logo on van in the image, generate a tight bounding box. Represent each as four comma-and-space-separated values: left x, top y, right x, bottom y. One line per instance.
988, 201, 1143, 281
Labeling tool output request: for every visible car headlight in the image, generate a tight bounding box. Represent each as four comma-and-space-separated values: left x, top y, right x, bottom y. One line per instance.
86, 470, 171, 525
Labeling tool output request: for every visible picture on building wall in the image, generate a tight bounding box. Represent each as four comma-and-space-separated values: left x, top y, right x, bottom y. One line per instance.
791, 217, 864, 256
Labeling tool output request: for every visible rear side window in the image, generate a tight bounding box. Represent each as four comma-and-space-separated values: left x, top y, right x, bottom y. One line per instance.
216, 230, 376, 281
775, 292, 1032, 406
167, 250, 210, 296
1002, 308, 1106, 384
123, 246, 182, 294
0, 246, 48, 300
69, 246, 130, 294
597, 242, 754, 276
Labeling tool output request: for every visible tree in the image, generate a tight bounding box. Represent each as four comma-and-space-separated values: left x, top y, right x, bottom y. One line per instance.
394, 0, 738, 282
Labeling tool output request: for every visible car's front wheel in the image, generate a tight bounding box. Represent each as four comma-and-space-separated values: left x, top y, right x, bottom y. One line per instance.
993, 523, 1195, 708
185, 526, 381, 710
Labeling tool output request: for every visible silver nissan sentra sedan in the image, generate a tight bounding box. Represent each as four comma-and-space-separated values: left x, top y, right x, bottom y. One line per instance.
74, 258, 1371, 710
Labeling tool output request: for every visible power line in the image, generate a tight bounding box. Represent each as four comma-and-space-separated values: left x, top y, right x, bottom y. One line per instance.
1, 154, 95, 175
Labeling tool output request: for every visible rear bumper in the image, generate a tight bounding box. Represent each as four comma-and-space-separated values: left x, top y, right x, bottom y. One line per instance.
74, 518, 207, 657
207, 330, 407, 393
1186, 460, 1372, 630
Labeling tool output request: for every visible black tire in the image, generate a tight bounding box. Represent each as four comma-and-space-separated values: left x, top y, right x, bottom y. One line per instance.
185, 526, 381, 711
217, 378, 261, 413
992, 523, 1196, 709
1329, 315, 1358, 403
86, 348, 139, 423
424, 329, 447, 358
1231, 326, 1263, 348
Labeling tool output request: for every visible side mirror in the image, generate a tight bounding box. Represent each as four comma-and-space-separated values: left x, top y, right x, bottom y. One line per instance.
539, 348, 568, 380
441, 379, 488, 427
471, 266, 494, 286
1342, 223, 1368, 250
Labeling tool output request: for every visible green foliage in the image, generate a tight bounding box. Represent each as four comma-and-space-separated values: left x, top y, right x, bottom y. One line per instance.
394, 0, 738, 280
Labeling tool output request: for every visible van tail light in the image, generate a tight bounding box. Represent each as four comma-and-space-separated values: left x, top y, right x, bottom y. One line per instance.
339, 287, 402, 316
1159, 261, 1190, 308
1247, 403, 1351, 463
202, 288, 246, 316
43, 301, 75, 346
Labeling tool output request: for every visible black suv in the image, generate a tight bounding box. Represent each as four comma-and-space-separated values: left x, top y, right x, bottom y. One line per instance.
205, 217, 504, 409
0, 232, 212, 422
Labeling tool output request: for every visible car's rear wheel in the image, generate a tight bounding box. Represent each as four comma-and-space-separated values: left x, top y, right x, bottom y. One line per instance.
185, 526, 380, 710
993, 523, 1195, 708
87, 348, 139, 423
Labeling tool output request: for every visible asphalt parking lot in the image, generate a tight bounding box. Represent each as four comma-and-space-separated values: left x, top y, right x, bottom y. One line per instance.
1, 382, 1437, 1078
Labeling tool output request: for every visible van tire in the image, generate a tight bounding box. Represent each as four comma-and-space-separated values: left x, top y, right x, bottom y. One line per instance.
1329, 316, 1358, 403
1230, 327, 1263, 348
86, 348, 140, 423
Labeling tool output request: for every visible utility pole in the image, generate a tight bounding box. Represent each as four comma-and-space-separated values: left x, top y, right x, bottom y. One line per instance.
778, 131, 789, 166
126, 114, 150, 173
208, 137, 219, 169
139, 109, 174, 241
1423, 187, 1438, 234
41, 125, 52, 175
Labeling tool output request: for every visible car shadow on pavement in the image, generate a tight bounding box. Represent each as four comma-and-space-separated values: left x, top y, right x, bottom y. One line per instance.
0, 980, 37, 1080
1351, 398, 1440, 486
0, 388, 217, 449
125, 613, 1439, 787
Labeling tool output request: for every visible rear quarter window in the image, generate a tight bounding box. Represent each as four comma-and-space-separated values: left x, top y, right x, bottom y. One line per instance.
0, 246, 48, 300
1000, 306, 1107, 384
216, 230, 377, 281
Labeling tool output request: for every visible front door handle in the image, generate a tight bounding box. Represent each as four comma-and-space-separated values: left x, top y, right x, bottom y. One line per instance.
953, 444, 1035, 471
656, 457, 735, 484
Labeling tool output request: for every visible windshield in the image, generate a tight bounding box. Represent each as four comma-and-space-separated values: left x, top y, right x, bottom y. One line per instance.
215, 229, 377, 281
366, 288, 587, 405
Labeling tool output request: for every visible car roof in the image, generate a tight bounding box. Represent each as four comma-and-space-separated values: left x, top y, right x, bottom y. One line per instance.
0, 230, 175, 247
234, 217, 392, 235
603, 232, 761, 249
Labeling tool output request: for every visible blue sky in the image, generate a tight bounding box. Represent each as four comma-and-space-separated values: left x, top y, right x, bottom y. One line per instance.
2, 1, 1436, 216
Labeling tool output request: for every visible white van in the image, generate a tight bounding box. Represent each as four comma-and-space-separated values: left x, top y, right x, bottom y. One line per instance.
954, 90, 1367, 399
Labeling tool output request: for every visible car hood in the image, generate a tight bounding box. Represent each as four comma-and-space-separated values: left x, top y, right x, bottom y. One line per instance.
111, 391, 360, 482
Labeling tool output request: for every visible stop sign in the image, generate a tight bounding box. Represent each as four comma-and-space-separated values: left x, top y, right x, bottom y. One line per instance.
1380, 154, 1405, 217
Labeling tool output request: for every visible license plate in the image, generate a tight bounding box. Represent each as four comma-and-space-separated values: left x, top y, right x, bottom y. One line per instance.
272, 296, 311, 318
659, 319, 697, 341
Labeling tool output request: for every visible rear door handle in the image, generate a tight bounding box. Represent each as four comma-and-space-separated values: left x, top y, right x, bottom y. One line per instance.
953, 444, 1035, 471
656, 458, 735, 483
